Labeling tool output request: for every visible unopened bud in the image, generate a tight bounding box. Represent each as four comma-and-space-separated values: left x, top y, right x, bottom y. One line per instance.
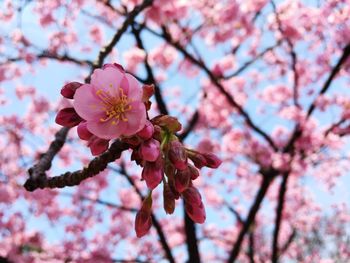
140, 138, 160, 162
135, 195, 152, 238
202, 153, 222, 168
55, 107, 83, 127
168, 140, 187, 170
142, 158, 163, 189
187, 150, 207, 169
183, 186, 206, 224
77, 121, 93, 140
137, 120, 154, 140
151, 115, 182, 133
87, 136, 109, 156
188, 164, 200, 180
175, 168, 191, 193
61, 82, 82, 99
163, 183, 175, 214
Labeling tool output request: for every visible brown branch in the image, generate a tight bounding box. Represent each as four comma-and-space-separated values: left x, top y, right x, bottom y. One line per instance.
24, 140, 129, 191
25, 127, 70, 187
248, 231, 256, 263
113, 165, 176, 263
178, 110, 199, 141
227, 170, 277, 263
307, 42, 350, 118
271, 173, 289, 263
157, 26, 278, 151
270, 1, 300, 108
223, 41, 281, 80
280, 229, 297, 254
93, 0, 153, 70
283, 43, 350, 153
131, 24, 169, 115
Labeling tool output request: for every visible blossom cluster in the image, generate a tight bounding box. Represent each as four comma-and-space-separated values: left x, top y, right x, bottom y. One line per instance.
55, 63, 221, 237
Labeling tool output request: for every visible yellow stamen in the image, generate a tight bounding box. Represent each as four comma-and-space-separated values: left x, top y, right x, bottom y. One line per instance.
95, 86, 133, 124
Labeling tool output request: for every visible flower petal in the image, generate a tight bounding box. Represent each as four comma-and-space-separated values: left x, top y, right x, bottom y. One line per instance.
73, 84, 105, 121
123, 101, 146, 136
91, 67, 124, 97
86, 119, 127, 140
124, 73, 143, 101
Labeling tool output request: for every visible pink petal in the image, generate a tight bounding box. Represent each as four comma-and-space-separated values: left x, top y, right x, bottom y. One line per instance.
123, 101, 146, 136
86, 120, 127, 140
73, 84, 105, 121
90, 67, 124, 97
121, 73, 143, 101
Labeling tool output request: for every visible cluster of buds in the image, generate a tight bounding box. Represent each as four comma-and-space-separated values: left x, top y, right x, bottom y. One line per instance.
55, 63, 221, 238
126, 115, 221, 237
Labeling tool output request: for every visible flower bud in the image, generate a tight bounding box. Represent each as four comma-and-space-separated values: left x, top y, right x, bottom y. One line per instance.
61, 82, 82, 99
187, 151, 207, 169
142, 84, 155, 103
131, 149, 143, 166
137, 120, 154, 140
87, 136, 109, 156
168, 140, 187, 170
135, 195, 152, 238
77, 121, 93, 140
140, 138, 160, 162
55, 107, 83, 127
188, 164, 200, 180
175, 168, 191, 193
202, 153, 222, 168
183, 187, 206, 224
163, 183, 175, 214
142, 158, 163, 189
151, 115, 182, 133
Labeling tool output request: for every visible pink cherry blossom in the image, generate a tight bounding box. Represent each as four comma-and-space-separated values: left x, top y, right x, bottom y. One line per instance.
73, 65, 146, 140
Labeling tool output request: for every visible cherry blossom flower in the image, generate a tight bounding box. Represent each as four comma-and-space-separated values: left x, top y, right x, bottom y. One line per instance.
73, 64, 146, 139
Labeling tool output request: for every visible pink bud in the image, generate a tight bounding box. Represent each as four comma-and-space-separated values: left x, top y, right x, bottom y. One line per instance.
151, 115, 182, 133
142, 159, 163, 189
183, 187, 206, 224
55, 107, 83, 127
87, 136, 109, 156
168, 140, 187, 170
102, 63, 125, 72
142, 84, 155, 103
137, 120, 154, 140
61, 82, 82, 99
175, 168, 191, 193
202, 153, 222, 168
187, 151, 207, 169
77, 121, 93, 140
188, 164, 200, 180
135, 196, 152, 238
163, 183, 175, 214
182, 186, 202, 205
185, 201, 206, 224
140, 138, 160, 162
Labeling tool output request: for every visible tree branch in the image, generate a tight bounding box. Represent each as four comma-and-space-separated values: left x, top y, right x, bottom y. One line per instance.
24, 140, 129, 191
227, 170, 277, 263
93, 0, 153, 69
158, 26, 278, 151
113, 165, 176, 263
132, 24, 169, 115
271, 173, 289, 263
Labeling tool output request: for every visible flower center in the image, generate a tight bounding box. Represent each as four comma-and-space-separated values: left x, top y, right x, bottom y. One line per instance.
96, 87, 132, 125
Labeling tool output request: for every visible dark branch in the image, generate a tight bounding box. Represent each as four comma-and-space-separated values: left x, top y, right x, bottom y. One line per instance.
24, 140, 129, 191
114, 165, 176, 263
179, 110, 199, 141
158, 26, 277, 151
271, 173, 289, 263
93, 0, 153, 70
25, 127, 70, 184
306, 43, 350, 118
132, 24, 169, 115
227, 170, 277, 263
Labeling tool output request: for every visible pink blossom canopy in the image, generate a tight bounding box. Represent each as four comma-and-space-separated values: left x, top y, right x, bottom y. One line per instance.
73, 65, 146, 139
